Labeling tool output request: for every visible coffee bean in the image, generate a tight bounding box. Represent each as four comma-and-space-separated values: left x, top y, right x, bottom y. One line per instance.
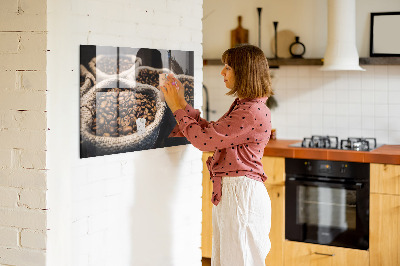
178, 77, 194, 107
96, 56, 134, 75
122, 126, 133, 135
136, 68, 168, 87
91, 88, 157, 137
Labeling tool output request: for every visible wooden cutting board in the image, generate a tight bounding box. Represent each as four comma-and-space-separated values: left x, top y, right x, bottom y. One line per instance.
231, 16, 249, 48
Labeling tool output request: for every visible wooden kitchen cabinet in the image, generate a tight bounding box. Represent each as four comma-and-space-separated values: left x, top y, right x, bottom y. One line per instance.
261, 156, 285, 186
201, 154, 286, 265
284, 241, 369, 266
262, 156, 285, 266
264, 184, 285, 266
370, 163, 400, 266
370, 193, 400, 266
202, 152, 213, 258
370, 163, 400, 195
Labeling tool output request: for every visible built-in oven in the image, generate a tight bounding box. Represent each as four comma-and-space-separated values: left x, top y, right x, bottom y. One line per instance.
285, 158, 369, 250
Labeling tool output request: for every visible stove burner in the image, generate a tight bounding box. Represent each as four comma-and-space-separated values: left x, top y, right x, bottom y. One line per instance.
301, 135, 339, 149
340, 137, 377, 151
295, 136, 379, 151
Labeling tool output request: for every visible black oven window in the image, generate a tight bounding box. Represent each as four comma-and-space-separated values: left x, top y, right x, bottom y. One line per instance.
297, 186, 357, 230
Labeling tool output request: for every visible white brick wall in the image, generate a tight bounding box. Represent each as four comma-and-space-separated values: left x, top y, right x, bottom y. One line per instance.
0, 0, 48, 265
47, 1, 203, 266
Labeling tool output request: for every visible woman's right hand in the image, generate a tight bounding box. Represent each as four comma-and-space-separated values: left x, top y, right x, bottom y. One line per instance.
167, 73, 187, 108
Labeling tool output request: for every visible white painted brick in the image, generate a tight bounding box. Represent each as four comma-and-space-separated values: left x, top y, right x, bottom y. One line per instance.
20, 229, 46, 250
0, 247, 45, 266
19, 0, 47, 15
0, 90, 46, 111
0, 149, 11, 169
0, 32, 20, 54
16, 70, 47, 91
12, 32, 47, 58
0, 13, 46, 32
0, 33, 47, 71
0, 187, 19, 208
19, 189, 46, 209
71, 166, 88, 187
0, 110, 47, 130
0, 0, 18, 13
189, 3, 203, 19
151, 11, 180, 27
104, 178, 123, 196
0, 129, 46, 150
0, 169, 47, 189
0, 208, 46, 230
72, 218, 88, 237
87, 212, 109, 233
166, 0, 192, 14
86, 164, 108, 183
0, 71, 16, 90
0, 227, 19, 247
135, 24, 170, 41
20, 149, 46, 170
180, 15, 202, 30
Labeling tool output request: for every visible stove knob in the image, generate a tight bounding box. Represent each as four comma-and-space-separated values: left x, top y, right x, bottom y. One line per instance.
340, 164, 347, 174
305, 162, 312, 171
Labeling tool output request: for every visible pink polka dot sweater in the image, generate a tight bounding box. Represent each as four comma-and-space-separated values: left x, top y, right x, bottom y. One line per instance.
169, 97, 272, 206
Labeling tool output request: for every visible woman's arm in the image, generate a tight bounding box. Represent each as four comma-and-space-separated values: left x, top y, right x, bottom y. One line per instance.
161, 75, 211, 137
172, 106, 256, 152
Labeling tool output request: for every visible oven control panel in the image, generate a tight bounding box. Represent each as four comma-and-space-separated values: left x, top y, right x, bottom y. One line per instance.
286, 158, 369, 180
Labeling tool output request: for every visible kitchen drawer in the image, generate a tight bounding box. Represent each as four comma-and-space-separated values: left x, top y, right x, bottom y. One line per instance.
284, 241, 369, 266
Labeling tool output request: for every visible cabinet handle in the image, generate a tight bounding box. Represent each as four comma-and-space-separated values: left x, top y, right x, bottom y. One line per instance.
314, 252, 335, 257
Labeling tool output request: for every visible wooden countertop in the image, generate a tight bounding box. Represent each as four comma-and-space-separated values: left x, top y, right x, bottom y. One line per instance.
263, 139, 400, 165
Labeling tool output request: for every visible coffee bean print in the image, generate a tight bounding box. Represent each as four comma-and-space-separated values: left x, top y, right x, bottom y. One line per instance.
90, 88, 157, 137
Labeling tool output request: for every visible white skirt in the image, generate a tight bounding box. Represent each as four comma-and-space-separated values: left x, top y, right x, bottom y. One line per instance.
212, 176, 271, 266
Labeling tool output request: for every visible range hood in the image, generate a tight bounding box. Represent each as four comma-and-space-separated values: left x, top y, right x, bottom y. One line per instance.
320, 0, 365, 71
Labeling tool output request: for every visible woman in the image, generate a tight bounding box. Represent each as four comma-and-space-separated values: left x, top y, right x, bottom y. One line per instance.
161, 44, 273, 266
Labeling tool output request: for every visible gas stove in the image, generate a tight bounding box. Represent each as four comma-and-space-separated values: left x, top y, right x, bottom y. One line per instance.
289, 135, 381, 151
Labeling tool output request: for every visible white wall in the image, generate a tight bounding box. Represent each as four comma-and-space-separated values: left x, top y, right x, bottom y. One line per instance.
203, 0, 400, 145
0, 0, 48, 265
46, 0, 203, 266
203, 0, 400, 58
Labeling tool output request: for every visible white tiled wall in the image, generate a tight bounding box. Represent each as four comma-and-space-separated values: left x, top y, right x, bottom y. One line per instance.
203, 65, 400, 144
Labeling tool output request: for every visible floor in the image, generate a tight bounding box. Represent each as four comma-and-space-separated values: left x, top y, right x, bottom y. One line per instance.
202, 257, 211, 266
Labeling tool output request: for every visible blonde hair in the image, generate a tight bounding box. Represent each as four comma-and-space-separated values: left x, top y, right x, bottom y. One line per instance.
221, 44, 273, 99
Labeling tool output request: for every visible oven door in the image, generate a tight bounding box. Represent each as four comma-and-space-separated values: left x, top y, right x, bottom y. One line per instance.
285, 177, 369, 250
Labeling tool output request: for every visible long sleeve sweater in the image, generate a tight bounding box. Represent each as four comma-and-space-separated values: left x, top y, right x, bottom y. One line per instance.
169, 97, 271, 205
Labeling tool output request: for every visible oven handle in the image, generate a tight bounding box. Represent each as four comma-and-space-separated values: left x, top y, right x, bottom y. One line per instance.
286, 177, 364, 189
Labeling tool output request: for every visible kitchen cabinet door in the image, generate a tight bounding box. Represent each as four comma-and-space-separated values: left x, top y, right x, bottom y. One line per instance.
284, 241, 369, 266
202, 152, 213, 258
264, 184, 284, 266
261, 156, 285, 186
370, 163, 400, 195
370, 193, 400, 266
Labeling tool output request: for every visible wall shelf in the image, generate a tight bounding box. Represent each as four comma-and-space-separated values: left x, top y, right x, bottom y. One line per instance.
359, 57, 400, 65
203, 57, 400, 67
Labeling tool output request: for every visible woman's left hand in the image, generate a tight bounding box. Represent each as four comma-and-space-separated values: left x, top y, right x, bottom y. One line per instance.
160, 75, 185, 113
